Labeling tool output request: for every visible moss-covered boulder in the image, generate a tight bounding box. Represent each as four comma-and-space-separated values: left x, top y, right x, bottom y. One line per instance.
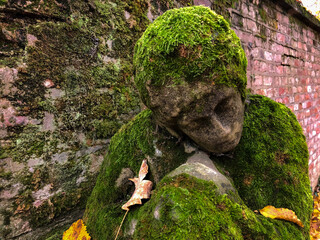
84, 94, 312, 239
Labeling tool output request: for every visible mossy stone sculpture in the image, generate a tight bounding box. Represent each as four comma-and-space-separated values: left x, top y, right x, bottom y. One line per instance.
84, 6, 312, 239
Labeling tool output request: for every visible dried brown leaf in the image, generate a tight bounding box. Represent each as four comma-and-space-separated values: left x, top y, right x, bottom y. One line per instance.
121, 159, 153, 211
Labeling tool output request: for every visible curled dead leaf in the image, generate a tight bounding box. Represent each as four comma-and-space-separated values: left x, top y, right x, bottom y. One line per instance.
122, 159, 153, 211
259, 205, 304, 227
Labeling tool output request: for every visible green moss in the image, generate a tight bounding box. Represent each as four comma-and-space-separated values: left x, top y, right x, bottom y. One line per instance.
214, 95, 313, 238
9, 126, 47, 162
257, 5, 277, 29
0, 170, 12, 180
0, 0, 7, 6
0, 209, 12, 226
255, 33, 267, 42
92, 119, 121, 139
134, 6, 247, 107
259, 8, 268, 22
132, 174, 307, 239
84, 110, 190, 239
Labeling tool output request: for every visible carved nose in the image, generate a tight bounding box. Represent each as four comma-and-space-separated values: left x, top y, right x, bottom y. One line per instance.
210, 115, 232, 136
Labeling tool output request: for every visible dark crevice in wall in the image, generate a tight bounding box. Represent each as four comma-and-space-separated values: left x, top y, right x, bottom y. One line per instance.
0, 7, 67, 22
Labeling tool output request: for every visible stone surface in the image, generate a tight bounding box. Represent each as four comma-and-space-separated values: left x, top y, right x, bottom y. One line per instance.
168, 151, 238, 198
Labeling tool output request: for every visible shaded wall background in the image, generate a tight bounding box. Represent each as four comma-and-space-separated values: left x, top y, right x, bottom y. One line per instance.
0, 0, 319, 239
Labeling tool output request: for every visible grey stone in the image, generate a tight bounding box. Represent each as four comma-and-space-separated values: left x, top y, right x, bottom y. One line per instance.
89, 155, 104, 173
51, 152, 69, 164
167, 151, 240, 201
0, 183, 23, 199
124, 10, 131, 20
183, 141, 197, 154
0, 128, 8, 138
75, 145, 104, 158
115, 168, 134, 189
126, 219, 138, 236
42, 112, 56, 131
76, 176, 86, 185
26, 34, 38, 46
45, 88, 64, 99
106, 40, 113, 50
2, 158, 25, 173
193, 0, 211, 7
7, 217, 31, 239
27, 158, 44, 168
0, 67, 18, 96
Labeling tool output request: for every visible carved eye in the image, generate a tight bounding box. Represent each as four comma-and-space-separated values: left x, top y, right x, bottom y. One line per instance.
215, 97, 232, 115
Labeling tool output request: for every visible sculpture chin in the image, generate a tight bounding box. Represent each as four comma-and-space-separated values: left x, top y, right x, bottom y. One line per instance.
181, 120, 244, 154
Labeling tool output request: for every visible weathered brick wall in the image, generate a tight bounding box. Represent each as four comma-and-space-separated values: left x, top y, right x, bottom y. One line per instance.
224, 0, 320, 189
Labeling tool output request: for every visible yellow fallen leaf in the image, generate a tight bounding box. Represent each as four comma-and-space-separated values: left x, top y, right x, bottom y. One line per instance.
63, 219, 91, 240
259, 205, 304, 227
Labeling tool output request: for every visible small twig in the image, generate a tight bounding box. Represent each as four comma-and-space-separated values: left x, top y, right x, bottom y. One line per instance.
114, 209, 129, 240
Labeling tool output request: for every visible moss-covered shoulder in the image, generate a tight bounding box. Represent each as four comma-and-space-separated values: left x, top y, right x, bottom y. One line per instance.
132, 174, 306, 239
83, 109, 190, 239
214, 94, 313, 238
134, 6, 247, 106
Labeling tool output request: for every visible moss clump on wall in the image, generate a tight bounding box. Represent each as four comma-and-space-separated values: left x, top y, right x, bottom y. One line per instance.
84, 110, 190, 239
214, 94, 313, 238
134, 6, 247, 107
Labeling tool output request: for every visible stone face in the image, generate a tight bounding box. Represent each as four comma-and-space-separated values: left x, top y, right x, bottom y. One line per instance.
148, 83, 244, 153
134, 6, 246, 153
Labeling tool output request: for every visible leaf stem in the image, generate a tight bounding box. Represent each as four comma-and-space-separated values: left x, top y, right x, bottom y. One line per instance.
114, 209, 129, 240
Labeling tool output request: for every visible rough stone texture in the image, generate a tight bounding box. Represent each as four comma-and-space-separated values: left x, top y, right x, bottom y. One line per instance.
147, 83, 245, 153
168, 151, 239, 198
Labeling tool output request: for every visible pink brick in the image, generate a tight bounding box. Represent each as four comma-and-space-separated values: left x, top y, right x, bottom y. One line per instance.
264, 51, 273, 61
246, 19, 257, 32
277, 33, 286, 43
276, 66, 283, 74
253, 76, 263, 86
282, 15, 289, 25
274, 54, 282, 62
279, 87, 286, 95
264, 76, 272, 85
266, 88, 274, 98
260, 62, 268, 72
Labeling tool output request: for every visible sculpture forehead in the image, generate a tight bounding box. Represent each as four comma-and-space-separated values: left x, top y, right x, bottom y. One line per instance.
134, 6, 248, 107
